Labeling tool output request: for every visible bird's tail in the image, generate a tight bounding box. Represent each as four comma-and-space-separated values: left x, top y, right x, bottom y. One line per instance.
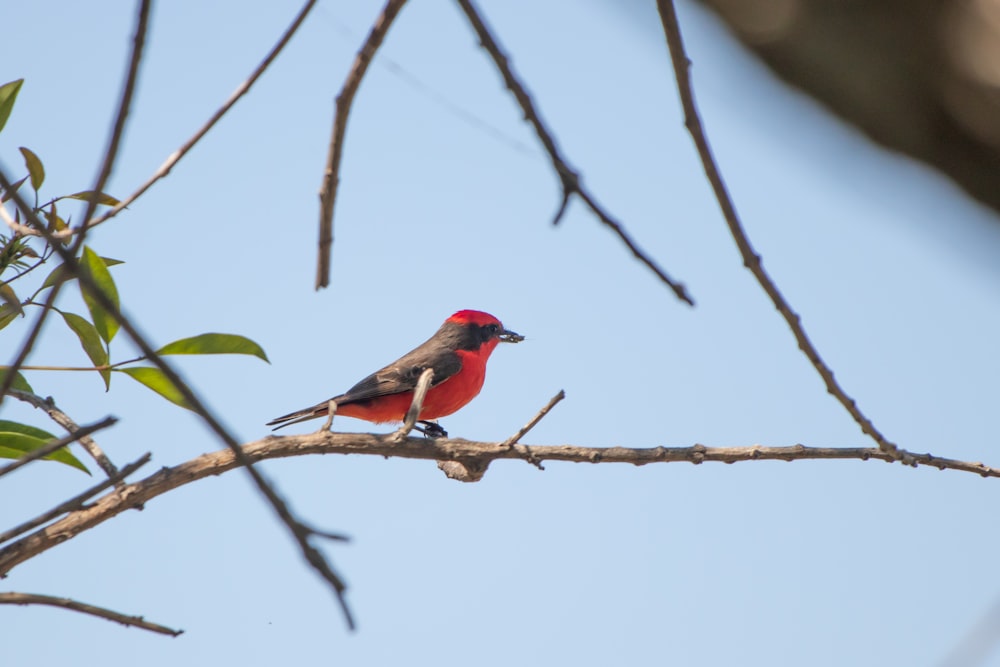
266, 401, 332, 430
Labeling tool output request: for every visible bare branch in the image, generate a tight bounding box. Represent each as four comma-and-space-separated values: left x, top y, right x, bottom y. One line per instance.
0, 169, 355, 629
1, 433, 994, 577
316, 0, 409, 289
654, 0, 912, 463
501, 389, 565, 448
0, 414, 118, 479
76, 0, 151, 235
8, 390, 120, 480
83, 0, 319, 231
454, 0, 694, 306
0, 453, 151, 546
319, 399, 338, 432
0, 592, 182, 637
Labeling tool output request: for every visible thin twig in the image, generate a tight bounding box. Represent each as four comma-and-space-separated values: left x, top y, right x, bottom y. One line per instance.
316, 0, 409, 289
0, 169, 356, 629
83, 0, 319, 232
75, 0, 151, 237
454, 0, 694, 306
0, 433, 994, 577
654, 0, 911, 463
0, 415, 118, 479
8, 390, 120, 479
501, 389, 565, 448
0, 592, 182, 637
319, 399, 338, 432
0, 453, 150, 546
391, 368, 434, 442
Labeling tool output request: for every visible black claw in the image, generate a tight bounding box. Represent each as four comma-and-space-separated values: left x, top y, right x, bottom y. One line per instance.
416, 420, 448, 439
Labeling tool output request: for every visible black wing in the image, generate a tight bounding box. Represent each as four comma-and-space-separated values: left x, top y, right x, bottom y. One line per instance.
334, 340, 463, 405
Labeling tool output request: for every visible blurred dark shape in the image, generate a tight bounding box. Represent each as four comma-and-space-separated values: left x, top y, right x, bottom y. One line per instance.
695, 0, 1000, 215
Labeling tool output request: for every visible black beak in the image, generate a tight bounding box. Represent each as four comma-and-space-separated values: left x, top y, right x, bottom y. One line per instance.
498, 328, 524, 343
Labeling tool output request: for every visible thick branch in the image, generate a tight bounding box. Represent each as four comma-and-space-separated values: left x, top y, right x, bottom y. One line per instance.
655, 0, 911, 463
316, 0, 409, 289
0, 592, 182, 637
0, 453, 150, 546
0, 433, 994, 577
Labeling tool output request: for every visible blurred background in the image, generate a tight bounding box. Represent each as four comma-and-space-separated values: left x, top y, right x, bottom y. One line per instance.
1, 1, 999, 665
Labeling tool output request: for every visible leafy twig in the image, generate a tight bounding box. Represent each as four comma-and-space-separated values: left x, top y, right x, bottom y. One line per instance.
0, 168, 356, 629
0, 414, 117, 479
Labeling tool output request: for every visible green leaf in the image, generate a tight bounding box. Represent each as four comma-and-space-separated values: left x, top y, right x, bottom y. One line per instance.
79, 246, 120, 343
117, 367, 190, 409
62, 190, 121, 207
0, 303, 18, 331
0, 369, 32, 392
41, 255, 122, 290
61, 311, 110, 390
0, 282, 20, 311
0, 420, 89, 473
43, 202, 67, 235
18, 147, 44, 191
158, 333, 269, 363
0, 79, 24, 134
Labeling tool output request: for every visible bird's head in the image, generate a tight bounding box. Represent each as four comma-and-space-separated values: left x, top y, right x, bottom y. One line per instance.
447, 310, 524, 346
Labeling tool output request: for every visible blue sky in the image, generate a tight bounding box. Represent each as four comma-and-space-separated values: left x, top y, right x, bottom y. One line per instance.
3, 1, 1000, 665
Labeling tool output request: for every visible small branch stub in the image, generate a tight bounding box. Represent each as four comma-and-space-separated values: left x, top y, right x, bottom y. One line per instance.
392, 368, 434, 442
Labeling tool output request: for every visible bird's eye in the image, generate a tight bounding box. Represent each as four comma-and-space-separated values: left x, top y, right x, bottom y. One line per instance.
486, 324, 498, 335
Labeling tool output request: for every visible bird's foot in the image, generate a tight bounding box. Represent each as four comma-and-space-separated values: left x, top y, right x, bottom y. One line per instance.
416, 420, 448, 439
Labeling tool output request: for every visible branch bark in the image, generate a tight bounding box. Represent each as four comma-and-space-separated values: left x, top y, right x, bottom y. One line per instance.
84, 0, 319, 231
1, 432, 994, 577
316, 0, 409, 289
0, 167, 355, 630
454, 0, 694, 306
0, 592, 182, 637
655, 0, 912, 463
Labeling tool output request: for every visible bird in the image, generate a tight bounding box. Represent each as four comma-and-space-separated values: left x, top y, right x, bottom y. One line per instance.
267, 310, 523, 435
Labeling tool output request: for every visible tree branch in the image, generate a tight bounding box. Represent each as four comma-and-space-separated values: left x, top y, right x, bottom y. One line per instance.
8, 390, 120, 480
0, 0, 150, 400
1, 432, 994, 577
0, 592, 182, 637
0, 453, 151, 546
316, 0, 409, 289
654, 0, 912, 463
0, 168, 355, 629
454, 0, 694, 306
75, 0, 151, 236
0, 414, 118, 479
83, 0, 319, 232
391, 367, 433, 441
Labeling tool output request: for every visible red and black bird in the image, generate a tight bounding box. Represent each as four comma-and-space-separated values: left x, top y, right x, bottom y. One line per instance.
267, 310, 523, 435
